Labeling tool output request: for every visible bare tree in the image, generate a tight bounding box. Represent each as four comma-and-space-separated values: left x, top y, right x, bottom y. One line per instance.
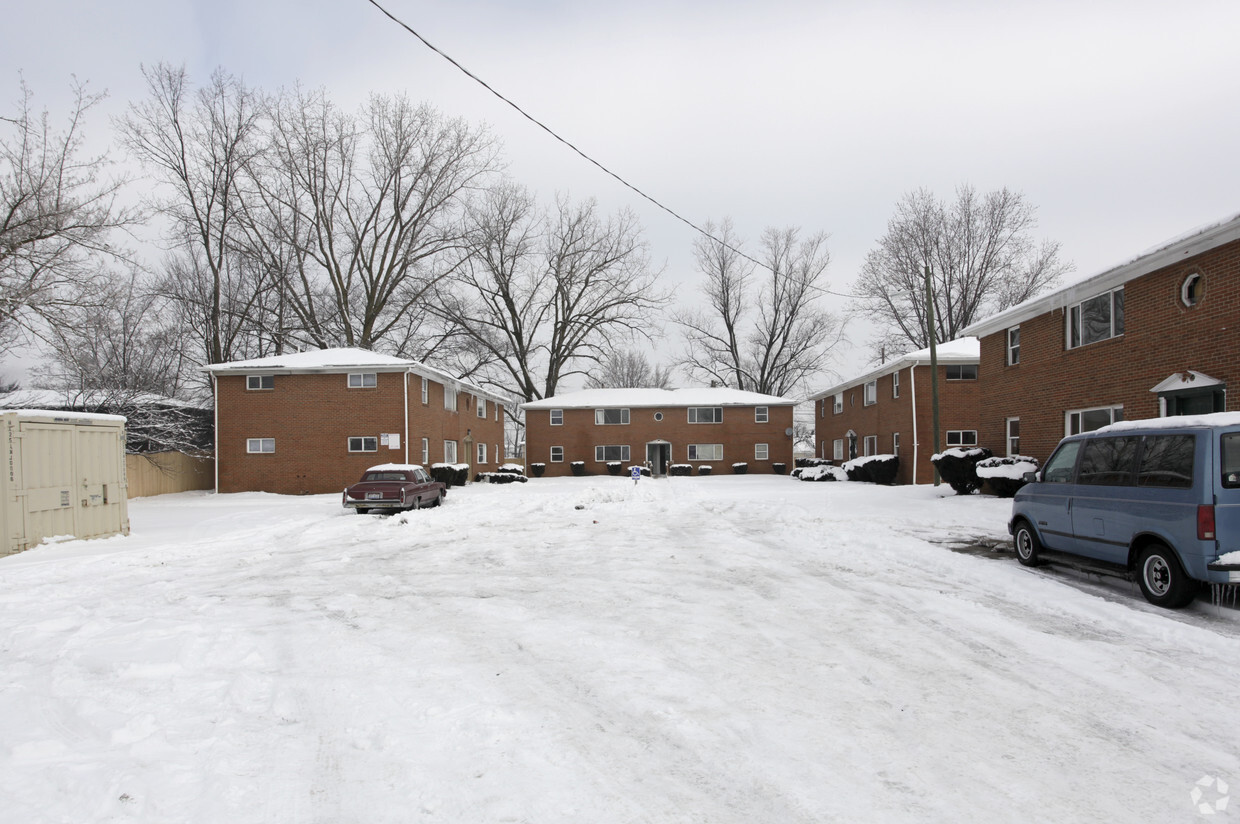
677, 221, 842, 396
584, 348, 674, 389
117, 64, 272, 370
436, 186, 667, 402
854, 185, 1071, 357
0, 77, 129, 347
253, 88, 497, 353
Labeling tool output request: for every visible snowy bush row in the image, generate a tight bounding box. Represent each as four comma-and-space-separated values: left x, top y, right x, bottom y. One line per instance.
930, 447, 993, 495
975, 455, 1040, 498
430, 463, 471, 487
792, 464, 848, 482
473, 472, 528, 484
842, 454, 899, 485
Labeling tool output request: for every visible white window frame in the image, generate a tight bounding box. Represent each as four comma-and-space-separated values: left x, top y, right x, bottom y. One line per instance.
477, 396, 487, 418
863, 435, 877, 456
1007, 327, 1020, 366
246, 437, 275, 453
1181, 273, 1202, 307
1068, 287, 1124, 349
594, 445, 631, 462
687, 444, 723, 461
443, 440, 458, 463
421, 376, 429, 405
688, 407, 723, 424
444, 387, 457, 412
755, 443, 769, 461
833, 439, 844, 461
1006, 417, 1020, 456
550, 446, 564, 463
246, 375, 273, 391
421, 437, 429, 464
945, 364, 978, 381
892, 370, 900, 399
348, 436, 378, 453
477, 442, 487, 464
550, 409, 564, 426
347, 372, 377, 389
863, 381, 877, 406
946, 430, 979, 447
833, 393, 843, 414
1066, 405, 1124, 437
892, 432, 900, 456
595, 408, 630, 425
755, 406, 769, 423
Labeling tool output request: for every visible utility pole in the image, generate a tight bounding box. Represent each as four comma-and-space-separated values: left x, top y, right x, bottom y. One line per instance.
925, 263, 941, 486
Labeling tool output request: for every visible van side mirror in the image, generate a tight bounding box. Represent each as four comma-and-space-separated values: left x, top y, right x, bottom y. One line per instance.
1023, 471, 1040, 484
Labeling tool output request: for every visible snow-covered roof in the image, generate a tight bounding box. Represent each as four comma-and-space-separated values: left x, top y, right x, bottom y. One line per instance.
0, 389, 211, 411
961, 211, 1240, 339
203, 347, 510, 406
807, 337, 980, 400
0, 408, 127, 425
521, 387, 796, 411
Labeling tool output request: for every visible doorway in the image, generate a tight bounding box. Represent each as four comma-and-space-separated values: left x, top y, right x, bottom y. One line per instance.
646, 441, 671, 477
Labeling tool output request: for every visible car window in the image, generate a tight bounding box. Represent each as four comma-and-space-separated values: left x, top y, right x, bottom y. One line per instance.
1042, 441, 1082, 483
1221, 433, 1240, 489
1138, 434, 1195, 489
1077, 436, 1139, 486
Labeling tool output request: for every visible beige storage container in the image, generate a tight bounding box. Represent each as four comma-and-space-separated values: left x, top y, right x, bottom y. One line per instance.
2, 410, 130, 556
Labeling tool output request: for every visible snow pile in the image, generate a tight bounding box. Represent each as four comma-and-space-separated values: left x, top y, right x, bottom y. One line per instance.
975, 456, 1039, 481
794, 464, 848, 482
931, 447, 988, 461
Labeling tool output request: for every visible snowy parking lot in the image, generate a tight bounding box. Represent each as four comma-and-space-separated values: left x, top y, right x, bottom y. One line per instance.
2, 476, 1238, 823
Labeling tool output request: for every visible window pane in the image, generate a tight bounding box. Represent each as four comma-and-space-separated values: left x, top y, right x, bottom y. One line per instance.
755, 443, 768, 460
1139, 434, 1194, 489
1078, 437, 1139, 485
1080, 408, 1114, 432
1222, 434, 1240, 488
551, 446, 564, 462
1113, 288, 1124, 336
755, 407, 768, 423
1081, 293, 1112, 345
1043, 441, 1082, 483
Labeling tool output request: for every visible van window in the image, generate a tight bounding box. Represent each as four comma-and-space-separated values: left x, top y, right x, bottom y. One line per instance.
1138, 434, 1195, 489
1221, 433, 1240, 489
1042, 441, 1082, 483
1078, 437, 1139, 486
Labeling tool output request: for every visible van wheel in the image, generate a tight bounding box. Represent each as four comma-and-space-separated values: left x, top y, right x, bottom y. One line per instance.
1013, 521, 1042, 567
1136, 543, 1195, 609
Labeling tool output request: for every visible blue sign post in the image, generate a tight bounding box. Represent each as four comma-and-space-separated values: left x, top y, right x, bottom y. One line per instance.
630, 465, 641, 484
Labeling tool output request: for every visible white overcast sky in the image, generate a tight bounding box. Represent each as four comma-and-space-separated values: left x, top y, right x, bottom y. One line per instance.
4, 0, 1240, 381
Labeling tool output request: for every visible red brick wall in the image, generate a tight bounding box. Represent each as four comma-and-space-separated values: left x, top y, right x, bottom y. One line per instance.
525, 404, 795, 477
978, 238, 1240, 465
813, 364, 981, 484
216, 371, 506, 494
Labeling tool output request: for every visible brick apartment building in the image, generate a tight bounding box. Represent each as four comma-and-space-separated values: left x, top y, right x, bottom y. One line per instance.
808, 338, 981, 485
206, 348, 508, 494
521, 388, 796, 477
961, 211, 1240, 466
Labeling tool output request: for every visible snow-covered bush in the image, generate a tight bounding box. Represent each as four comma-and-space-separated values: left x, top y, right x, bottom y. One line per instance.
570, 461, 586, 477
670, 464, 692, 477
796, 457, 831, 468
732, 462, 748, 475
497, 463, 525, 476
698, 465, 713, 475
842, 454, 899, 485
794, 464, 848, 482
606, 461, 622, 476
976, 455, 1040, 497
431, 462, 471, 487
473, 472, 528, 484
931, 447, 993, 495
772, 462, 787, 475
530, 463, 545, 478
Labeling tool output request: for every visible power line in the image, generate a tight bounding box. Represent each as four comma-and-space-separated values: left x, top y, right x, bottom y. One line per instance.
363, 0, 862, 301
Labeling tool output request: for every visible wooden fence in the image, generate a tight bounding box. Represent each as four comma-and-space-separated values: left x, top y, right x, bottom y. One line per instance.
126, 451, 214, 499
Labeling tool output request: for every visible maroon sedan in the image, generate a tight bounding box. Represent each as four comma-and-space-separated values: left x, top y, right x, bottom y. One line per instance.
342, 464, 446, 514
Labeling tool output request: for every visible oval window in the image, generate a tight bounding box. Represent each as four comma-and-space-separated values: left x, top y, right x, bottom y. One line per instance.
654, 412, 664, 421
1181, 273, 1202, 307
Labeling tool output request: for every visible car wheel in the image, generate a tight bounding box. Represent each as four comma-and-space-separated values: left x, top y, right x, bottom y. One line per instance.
355, 507, 369, 515
408, 496, 421, 512
432, 491, 444, 507
1136, 543, 1195, 609
1013, 520, 1042, 567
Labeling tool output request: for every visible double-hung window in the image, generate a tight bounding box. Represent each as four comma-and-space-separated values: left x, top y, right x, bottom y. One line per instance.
421, 437, 429, 464
421, 377, 429, 404
755, 406, 769, 423
347, 372, 377, 388
444, 440, 458, 463
892, 371, 900, 399
477, 397, 487, 418
863, 435, 877, 455
863, 381, 877, 406
833, 393, 843, 414
444, 388, 457, 412
688, 407, 723, 424
550, 409, 564, 426
550, 446, 564, 462
1069, 287, 1124, 348
1007, 327, 1021, 365
477, 443, 487, 464
595, 445, 630, 462
833, 439, 844, 461
755, 443, 769, 460
595, 408, 629, 425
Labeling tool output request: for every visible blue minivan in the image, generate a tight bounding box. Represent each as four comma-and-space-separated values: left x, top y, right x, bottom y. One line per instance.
1010, 413, 1240, 608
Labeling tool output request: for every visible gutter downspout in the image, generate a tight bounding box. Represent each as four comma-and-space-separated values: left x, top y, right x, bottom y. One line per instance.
211, 372, 219, 494
404, 370, 410, 465
909, 364, 919, 486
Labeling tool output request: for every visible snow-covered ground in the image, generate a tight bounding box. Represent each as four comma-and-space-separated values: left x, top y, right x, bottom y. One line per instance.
2, 477, 1238, 823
